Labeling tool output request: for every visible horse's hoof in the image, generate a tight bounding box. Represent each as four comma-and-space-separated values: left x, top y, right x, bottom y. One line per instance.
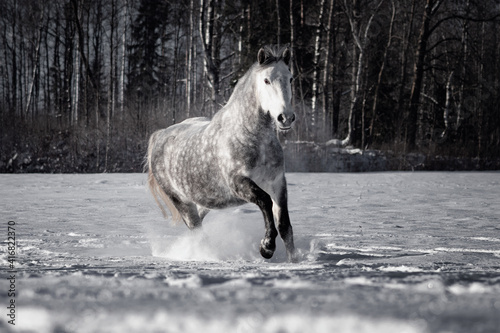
260, 239, 275, 259
260, 245, 274, 259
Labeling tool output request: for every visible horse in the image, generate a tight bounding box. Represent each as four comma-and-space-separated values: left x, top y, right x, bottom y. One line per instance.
146, 45, 296, 262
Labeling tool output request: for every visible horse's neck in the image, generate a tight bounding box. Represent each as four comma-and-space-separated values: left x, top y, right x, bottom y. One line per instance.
218, 77, 273, 134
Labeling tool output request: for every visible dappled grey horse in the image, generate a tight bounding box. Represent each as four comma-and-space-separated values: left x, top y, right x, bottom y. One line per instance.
147, 45, 296, 261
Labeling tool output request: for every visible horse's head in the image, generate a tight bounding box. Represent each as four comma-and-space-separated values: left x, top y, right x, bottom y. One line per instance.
255, 45, 295, 132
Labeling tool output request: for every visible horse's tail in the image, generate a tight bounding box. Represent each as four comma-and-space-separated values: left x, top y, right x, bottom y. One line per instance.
146, 131, 182, 224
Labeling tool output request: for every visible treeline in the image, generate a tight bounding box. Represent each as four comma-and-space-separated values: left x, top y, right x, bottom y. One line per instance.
1, 0, 499, 172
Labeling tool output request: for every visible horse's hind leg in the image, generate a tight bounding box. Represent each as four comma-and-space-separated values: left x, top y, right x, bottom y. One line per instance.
169, 196, 204, 230
231, 175, 278, 259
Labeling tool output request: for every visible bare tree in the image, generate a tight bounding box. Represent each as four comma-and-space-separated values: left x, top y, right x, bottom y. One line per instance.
367, 0, 395, 148
311, 0, 326, 133
199, 0, 223, 115
407, 0, 442, 150
321, 0, 335, 138
341, 0, 384, 147
395, 0, 416, 146
119, 0, 129, 118
186, 0, 195, 118
105, 0, 118, 171
24, 7, 45, 121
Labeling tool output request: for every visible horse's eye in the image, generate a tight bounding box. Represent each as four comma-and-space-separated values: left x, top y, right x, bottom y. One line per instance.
264, 78, 271, 85
290, 78, 293, 84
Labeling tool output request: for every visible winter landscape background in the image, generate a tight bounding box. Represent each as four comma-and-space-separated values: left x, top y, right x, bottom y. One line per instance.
1, 0, 500, 172
1, 172, 499, 332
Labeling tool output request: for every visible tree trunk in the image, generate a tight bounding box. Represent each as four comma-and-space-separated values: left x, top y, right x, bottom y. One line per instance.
440, 71, 453, 140
12, 3, 18, 128
368, 0, 395, 147
186, 0, 194, 118
85, 9, 91, 127
105, 0, 116, 172
289, 0, 295, 79
120, 0, 128, 119
455, 1, 469, 132
172, 23, 180, 123
395, 0, 415, 146
407, 0, 441, 150
276, 0, 281, 46
73, 36, 79, 126
199, 0, 221, 115
311, 0, 326, 132
43, 16, 51, 131
25, 9, 44, 121
63, 15, 74, 127
322, 0, 335, 138
477, 21, 485, 158
342, 0, 381, 147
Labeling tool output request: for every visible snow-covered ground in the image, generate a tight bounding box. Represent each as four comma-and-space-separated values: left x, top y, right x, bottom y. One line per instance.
1, 172, 499, 333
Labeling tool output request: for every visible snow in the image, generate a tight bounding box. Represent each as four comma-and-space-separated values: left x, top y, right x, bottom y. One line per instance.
1, 172, 500, 333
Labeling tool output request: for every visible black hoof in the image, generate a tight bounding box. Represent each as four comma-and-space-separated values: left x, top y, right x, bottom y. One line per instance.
260, 239, 275, 259
260, 246, 274, 259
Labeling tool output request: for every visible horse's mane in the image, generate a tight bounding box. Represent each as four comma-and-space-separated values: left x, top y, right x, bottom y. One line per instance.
258, 44, 290, 66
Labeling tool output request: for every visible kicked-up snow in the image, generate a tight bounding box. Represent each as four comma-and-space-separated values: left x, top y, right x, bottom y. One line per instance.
0, 172, 499, 333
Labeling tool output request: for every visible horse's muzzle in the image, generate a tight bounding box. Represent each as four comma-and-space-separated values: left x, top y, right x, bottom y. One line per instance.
277, 112, 296, 131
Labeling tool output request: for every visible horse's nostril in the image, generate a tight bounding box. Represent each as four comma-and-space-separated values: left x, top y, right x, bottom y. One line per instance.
278, 114, 284, 123
291, 114, 296, 122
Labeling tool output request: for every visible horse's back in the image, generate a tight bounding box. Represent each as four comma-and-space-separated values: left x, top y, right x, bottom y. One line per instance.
149, 117, 209, 152
165, 117, 210, 137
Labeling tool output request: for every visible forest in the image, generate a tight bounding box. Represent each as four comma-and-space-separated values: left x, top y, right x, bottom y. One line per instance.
1, 0, 499, 172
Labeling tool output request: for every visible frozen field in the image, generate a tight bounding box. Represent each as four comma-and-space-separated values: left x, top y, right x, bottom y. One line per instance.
1, 172, 499, 333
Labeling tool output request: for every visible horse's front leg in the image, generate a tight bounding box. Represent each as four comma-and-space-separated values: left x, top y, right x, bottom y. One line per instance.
272, 201, 296, 262
272, 180, 296, 262
231, 175, 278, 259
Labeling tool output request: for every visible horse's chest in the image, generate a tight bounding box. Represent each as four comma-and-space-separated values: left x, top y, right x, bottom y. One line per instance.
259, 139, 283, 166
228, 135, 283, 173
253, 137, 283, 170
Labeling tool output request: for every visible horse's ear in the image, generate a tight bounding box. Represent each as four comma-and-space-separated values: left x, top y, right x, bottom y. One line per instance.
282, 47, 291, 67
258, 48, 267, 65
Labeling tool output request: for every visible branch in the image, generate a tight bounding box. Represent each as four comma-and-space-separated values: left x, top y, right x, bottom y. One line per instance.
220, 70, 237, 83
429, 13, 500, 36
427, 37, 461, 52
431, 0, 442, 15
422, 93, 439, 106
220, 52, 235, 64
342, 0, 362, 50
